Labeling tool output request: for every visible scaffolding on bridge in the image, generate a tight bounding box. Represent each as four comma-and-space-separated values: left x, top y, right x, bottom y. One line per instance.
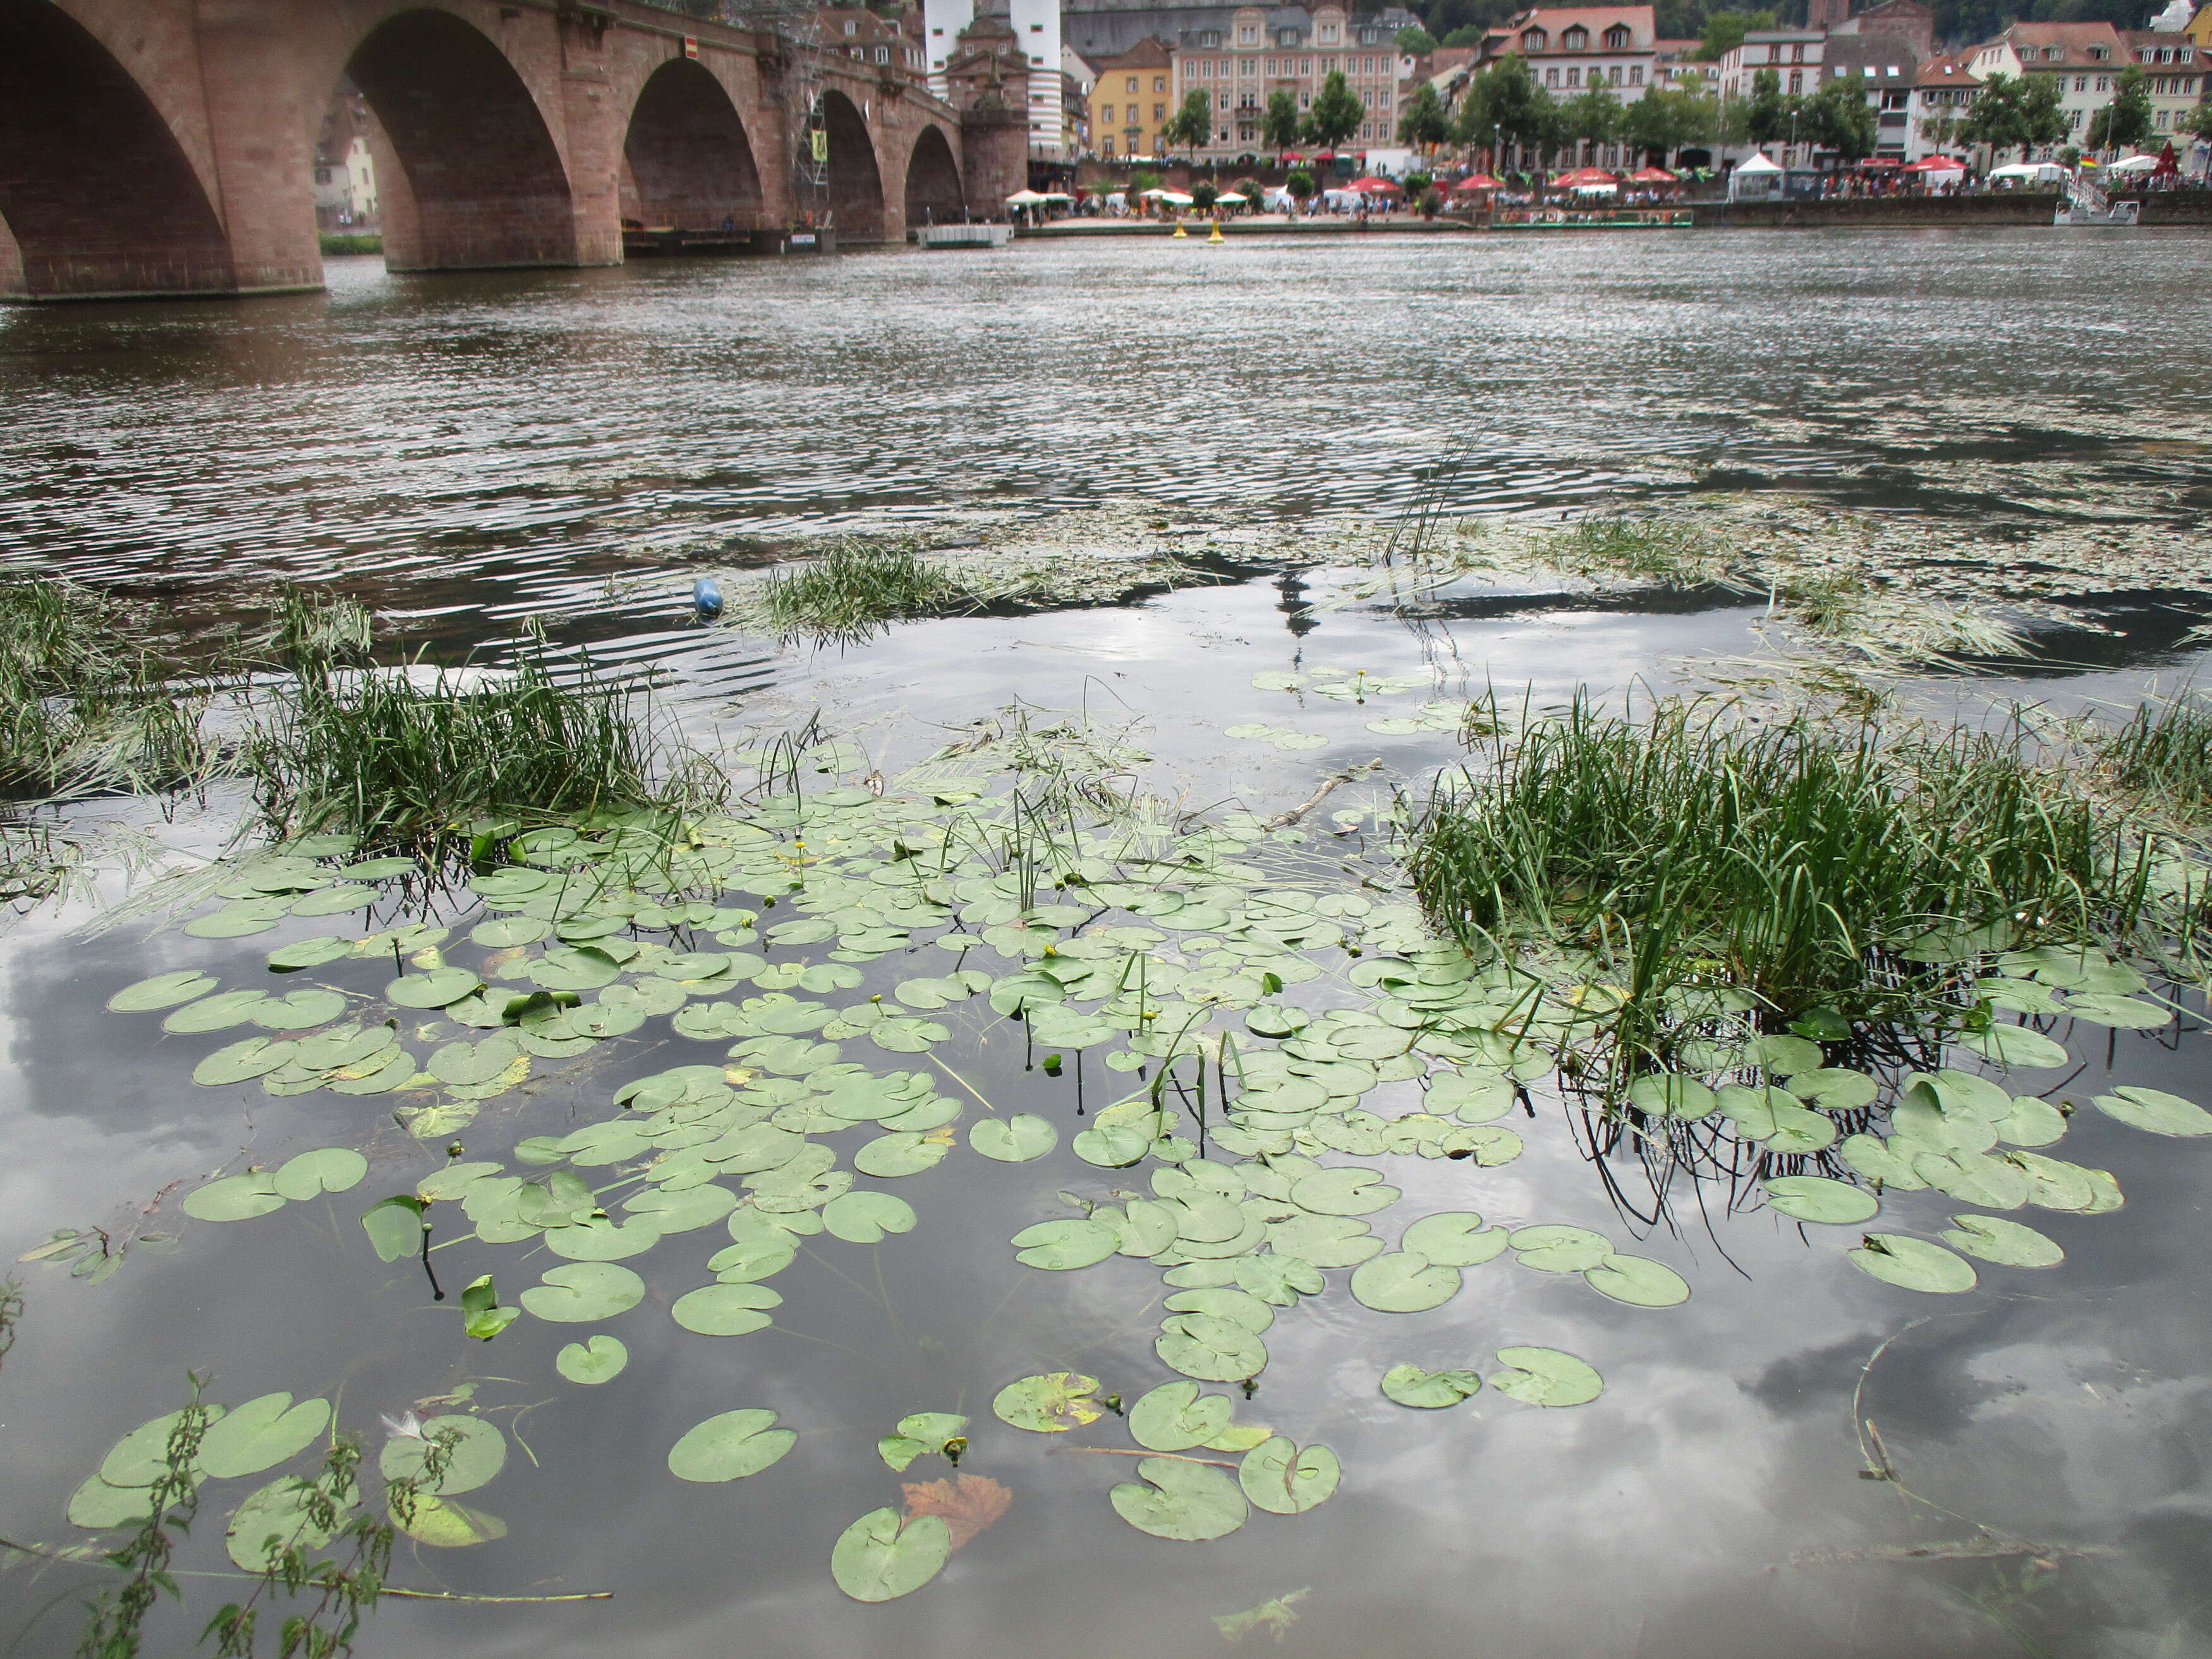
645, 0, 834, 229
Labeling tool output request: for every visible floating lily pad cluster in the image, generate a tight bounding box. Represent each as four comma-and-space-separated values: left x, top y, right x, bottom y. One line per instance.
77, 726, 2212, 1618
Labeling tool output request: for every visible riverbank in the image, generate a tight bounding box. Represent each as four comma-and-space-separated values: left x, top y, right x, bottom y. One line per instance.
1019, 214, 1472, 237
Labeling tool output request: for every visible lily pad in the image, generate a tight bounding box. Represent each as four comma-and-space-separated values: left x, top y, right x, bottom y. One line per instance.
1941, 1213, 2064, 1268
1956, 1024, 2070, 1069
1507, 1225, 1612, 1274
68, 1475, 155, 1531
832, 1509, 952, 1602
1380, 1364, 1481, 1409
853, 1132, 949, 1179
1072, 1124, 1152, 1167
393, 1497, 507, 1548
224, 1476, 339, 1572
969, 1114, 1058, 1162
164, 990, 272, 1035
1289, 1169, 1399, 1217
1109, 1457, 1249, 1542
992, 1371, 1103, 1433
1349, 1251, 1462, 1313
518, 1261, 645, 1323
1157, 1313, 1268, 1382
197, 1394, 331, 1480
1764, 1175, 1880, 1226
1239, 1437, 1340, 1515
1582, 1255, 1690, 1308
1011, 1218, 1118, 1270
193, 1038, 301, 1088
1847, 1234, 1979, 1294
272, 1148, 368, 1201
379, 1415, 506, 1496
667, 1408, 796, 1482
671, 1282, 782, 1336
1233, 1253, 1325, 1304
1401, 1212, 1510, 1268
2065, 993, 2170, 1029
555, 1335, 629, 1385
2093, 1086, 2212, 1138
109, 971, 219, 1012
182, 1174, 287, 1222
823, 1189, 918, 1244
387, 969, 485, 1010
1129, 1381, 1234, 1452
1489, 1346, 1603, 1407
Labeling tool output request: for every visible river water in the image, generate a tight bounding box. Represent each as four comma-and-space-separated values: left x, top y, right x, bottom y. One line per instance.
2, 231, 2211, 1659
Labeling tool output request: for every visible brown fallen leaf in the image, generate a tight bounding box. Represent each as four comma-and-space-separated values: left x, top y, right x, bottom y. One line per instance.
902, 1474, 1011, 1551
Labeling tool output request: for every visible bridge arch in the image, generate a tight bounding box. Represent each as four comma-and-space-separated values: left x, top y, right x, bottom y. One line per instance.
903, 125, 964, 228
818, 88, 883, 243
341, 6, 576, 271
622, 56, 763, 234
0, 0, 233, 299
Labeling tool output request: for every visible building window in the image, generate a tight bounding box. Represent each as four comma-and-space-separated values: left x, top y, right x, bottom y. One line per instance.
1320, 22, 1337, 41
1153, 102, 1164, 118
2158, 109, 2171, 126
1102, 136, 1114, 154
1791, 42, 1805, 61
1788, 68, 1802, 90
1562, 25, 1587, 47
1605, 24, 1629, 47
1301, 58, 1311, 73
1545, 66, 1559, 85
1102, 102, 1114, 121
1609, 64, 1622, 83
1125, 75, 1137, 91
1566, 65, 1580, 85
1629, 64, 1643, 84
1154, 75, 1165, 90
2089, 44, 2108, 58
1240, 25, 1256, 43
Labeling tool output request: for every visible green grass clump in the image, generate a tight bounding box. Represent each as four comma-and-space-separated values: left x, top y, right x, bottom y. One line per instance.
319, 233, 384, 256
749, 545, 974, 644
2098, 692, 2212, 818
1534, 518, 1738, 587
0, 576, 217, 799
246, 659, 690, 853
1409, 696, 2149, 1060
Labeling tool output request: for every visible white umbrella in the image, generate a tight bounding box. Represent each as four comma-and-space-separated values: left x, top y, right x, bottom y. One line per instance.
1038, 191, 1075, 202
1213, 191, 1249, 204
1004, 188, 1049, 205
2105, 153, 2159, 173
1734, 153, 1782, 174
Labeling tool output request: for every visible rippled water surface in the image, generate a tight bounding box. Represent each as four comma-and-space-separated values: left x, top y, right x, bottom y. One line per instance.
3, 233, 2211, 1659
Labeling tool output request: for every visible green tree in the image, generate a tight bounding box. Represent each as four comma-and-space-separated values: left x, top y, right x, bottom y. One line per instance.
1164, 88, 1212, 155
1441, 23, 1486, 46
1622, 82, 1716, 166
1191, 180, 1220, 211
1799, 70, 1877, 159
1559, 78, 1622, 159
1285, 165, 1318, 202
2086, 63, 2153, 152
1301, 70, 1367, 150
1403, 169, 1435, 193
1450, 71, 1498, 150
1696, 8, 1775, 59
1399, 79, 1452, 148
1742, 65, 1792, 147
1396, 25, 1440, 54
1472, 54, 1555, 162
1263, 87, 1303, 150
1961, 70, 2068, 161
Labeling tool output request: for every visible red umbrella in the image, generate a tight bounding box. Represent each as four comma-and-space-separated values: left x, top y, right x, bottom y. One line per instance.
1629, 166, 1676, 182
1277, 150, 1306, 162
2153, 140, 2180, 177
1550, 166, 1619, 187
1346, 175, 1403, 191
1450, 173, 1504, 191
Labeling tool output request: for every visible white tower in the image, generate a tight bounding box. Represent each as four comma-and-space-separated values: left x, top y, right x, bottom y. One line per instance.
925, 0, 977, 95
1006, 0, 1064, 154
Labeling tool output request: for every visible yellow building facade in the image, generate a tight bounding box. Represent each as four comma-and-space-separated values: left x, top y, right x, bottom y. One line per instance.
1088, 36, 1175, 157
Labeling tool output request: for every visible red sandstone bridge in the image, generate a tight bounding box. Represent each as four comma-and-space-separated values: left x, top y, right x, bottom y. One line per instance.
0, 0, 1029, 301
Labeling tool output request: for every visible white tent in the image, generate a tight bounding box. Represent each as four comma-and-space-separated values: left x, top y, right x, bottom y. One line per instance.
2105, 153, 2160, 173
1005, 188, 1049, 205
1728, 152, 1782, 202
1213, 191, 1249, 204
1989, 162, 2067, 186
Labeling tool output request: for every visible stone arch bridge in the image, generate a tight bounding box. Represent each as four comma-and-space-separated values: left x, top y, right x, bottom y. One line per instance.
0, 0, 1026, 300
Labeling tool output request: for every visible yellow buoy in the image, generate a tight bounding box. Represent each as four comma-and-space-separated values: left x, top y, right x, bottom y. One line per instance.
1172, 218, 1188, 238
1208, 221, 1225, 243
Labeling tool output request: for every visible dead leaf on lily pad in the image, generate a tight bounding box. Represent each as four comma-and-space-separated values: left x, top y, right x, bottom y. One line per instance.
902, 1474, 1011, 1550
